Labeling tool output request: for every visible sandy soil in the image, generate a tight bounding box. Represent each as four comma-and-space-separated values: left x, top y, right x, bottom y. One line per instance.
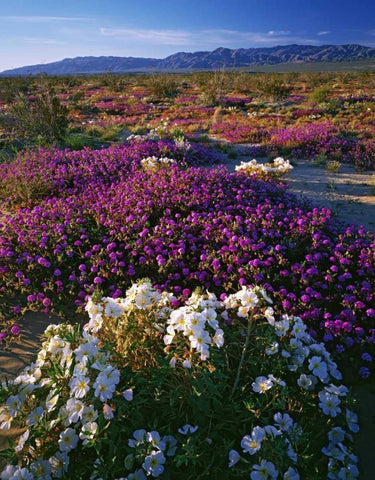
214, 143, 375, 234
0, 312, 61, 380
0, 312, 62, 455
287, 160, 375, 233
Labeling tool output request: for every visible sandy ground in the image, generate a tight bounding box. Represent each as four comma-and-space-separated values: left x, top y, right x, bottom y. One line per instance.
0, 312, 62, 454
214, 143, 375, 234
0, 146, 375, 477
286, 160, 375, 233
0, 312, 61, 380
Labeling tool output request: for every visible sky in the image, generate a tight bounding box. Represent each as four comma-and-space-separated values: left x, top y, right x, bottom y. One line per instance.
0, 0, 374, 71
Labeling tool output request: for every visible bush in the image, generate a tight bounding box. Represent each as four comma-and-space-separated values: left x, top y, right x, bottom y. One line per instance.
309, 86, 331, 104
2, 87, 68, 143
326, 160, 341, 173
256, 76, 292, 102
195, 70, 230, 106
147, 75, 180, 100
0, 281, 359, 479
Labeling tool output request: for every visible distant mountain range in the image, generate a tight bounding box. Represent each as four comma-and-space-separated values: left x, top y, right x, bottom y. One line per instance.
1, 44, 375, 76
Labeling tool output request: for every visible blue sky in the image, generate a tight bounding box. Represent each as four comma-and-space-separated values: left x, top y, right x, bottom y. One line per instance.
1, 0, 374, 71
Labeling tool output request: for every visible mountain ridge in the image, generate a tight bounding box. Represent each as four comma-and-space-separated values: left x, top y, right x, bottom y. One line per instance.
1, 44, 375, 76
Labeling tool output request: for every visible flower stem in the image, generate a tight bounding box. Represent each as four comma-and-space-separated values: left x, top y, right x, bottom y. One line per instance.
230, 315, 253, 398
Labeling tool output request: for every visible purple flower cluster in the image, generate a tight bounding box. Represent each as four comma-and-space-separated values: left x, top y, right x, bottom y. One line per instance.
176, 96, 199, 104
340, 95, 375, 104
0, 142, 374, 377
290, 108, 323, 119
287, 95, 305, 103
221, 96, 252, 107
245, 145, 269, 157
349, 138, 375, 171
0, 140, 220, 206
270, 123, 346, 152
94, 101, 152, 116
211, 123, 270, 144
210, 121, 374, 171
268, 123, 375, 170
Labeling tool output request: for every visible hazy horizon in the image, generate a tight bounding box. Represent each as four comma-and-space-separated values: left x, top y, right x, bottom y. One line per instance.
1, 0, 375, 71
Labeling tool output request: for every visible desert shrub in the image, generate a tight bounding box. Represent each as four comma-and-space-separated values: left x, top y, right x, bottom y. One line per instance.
326, 160, 341, 173
321, 99, 341, 115
255, 75, 292, 102
309, 86, 331, 104
147, 75, 180, 99
302, 72, 334, 89
312, 153, 328, 167
232, 72, 254, 94
195, 70, 230, 106
0, 78, 30, 103
98, 72, 120, 88
60, 76, 84, 89
0, 281, 359, 479
69, 91, 85, 104
3, 87, 68, 143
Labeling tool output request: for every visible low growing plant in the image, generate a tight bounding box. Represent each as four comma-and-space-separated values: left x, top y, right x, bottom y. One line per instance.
0, 280, 359, 479
147, 75, 180, 100
235, 157, 293, 180
326, 160, 342, 174
369, 174, 375, 194
255, 76, 292, 102
4, 87, 68, 144
312, 153, 328, 167
308, 86, 331, 104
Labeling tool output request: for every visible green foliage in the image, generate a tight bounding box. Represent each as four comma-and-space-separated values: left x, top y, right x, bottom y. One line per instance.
321, 98, 341, 114
312, 153, 328, 167
0, 282, 359, 479
255, 75, 292, 102
326, 160, 342, 173
83, 125, 124, 143
2, 87, 68, 143
309, 86, 331, 104
368, 174, 375, 194
69, 91, 85, 104
302, 72, 334, 88
100, 125, 125, 142
147, 74, 180, 99
368, 173, 375, 195
195, 70, 230, 106
63, 133, 101, 151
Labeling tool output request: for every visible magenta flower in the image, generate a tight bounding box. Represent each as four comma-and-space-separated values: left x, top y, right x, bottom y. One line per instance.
10, 325, 21, 336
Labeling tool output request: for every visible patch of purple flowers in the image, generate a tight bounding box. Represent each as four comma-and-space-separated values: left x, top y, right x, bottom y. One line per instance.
0, 141, 374, 378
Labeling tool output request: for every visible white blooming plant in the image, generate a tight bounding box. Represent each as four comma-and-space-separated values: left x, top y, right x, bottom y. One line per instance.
0, 280, 359, 479
235, 157, 293, 180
